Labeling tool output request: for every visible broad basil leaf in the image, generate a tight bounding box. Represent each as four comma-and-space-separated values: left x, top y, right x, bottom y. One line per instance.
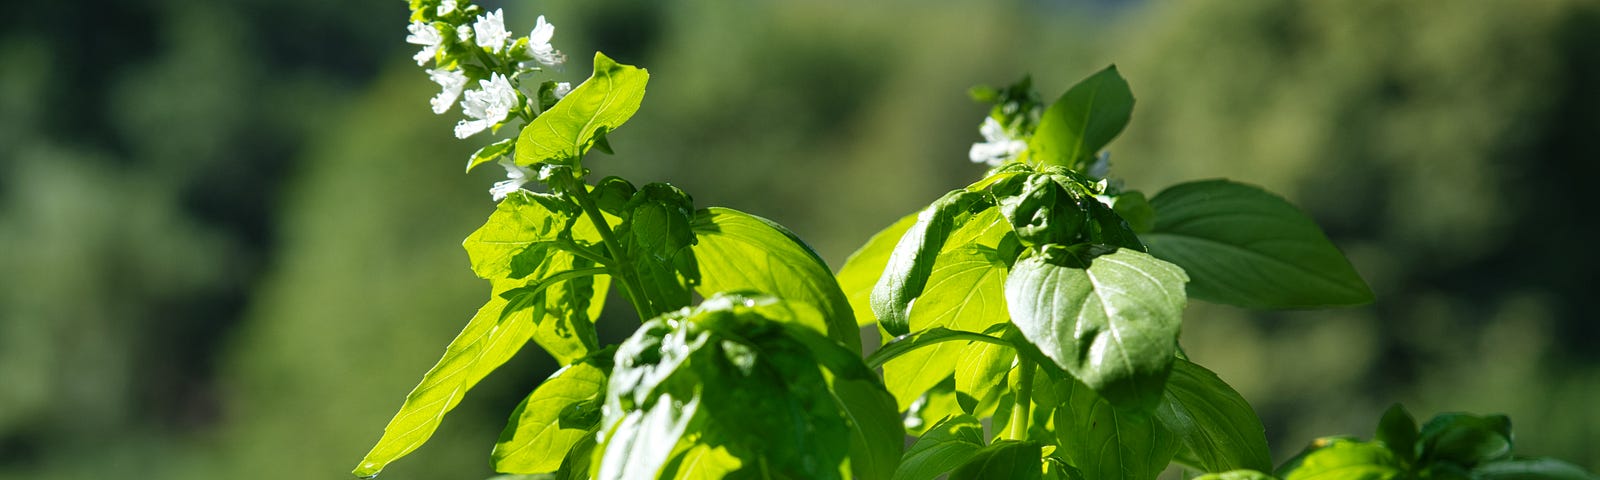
954, 338, 1016, 418
1277, 438, 1404, 480
893, 415, 986, 480
1417, 412, 1513, 467
1155, 358, 1272, 473
492, 358, 608, 474
831, 376, 905, 480
837, 213, 917, 327
1051, 378, 1179, 480
871, 190, 987, 336
1005, 246, 1187, 410
594, 394, 700, 479
950, 441, 1044, 480
515, 52, 648, 166
691, 207, 861, 352
883, 210, 1011, 410
1374, 404, 1418, 465
464, 192, 577, 281
1473, 458, 1599, 480
1144, 179, 1373, 309
660, 443, 743, 479
1029, 65, 1134, 171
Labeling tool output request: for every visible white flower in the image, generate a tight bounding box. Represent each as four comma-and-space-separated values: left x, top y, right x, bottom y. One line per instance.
456, 25, 473, 42
1087, 151, 1111, 178
427, 68, 468, 114
968, 117, 1027, 166
525, 16, 566, 68
473, 9, 511, 53
455, 73, 519, 138
490, 158, 536, 200
553, 82, 572, 99
405, 21, 443, 66
436, 0, 457, 16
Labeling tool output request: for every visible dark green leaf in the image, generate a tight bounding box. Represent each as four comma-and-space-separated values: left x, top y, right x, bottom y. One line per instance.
492, 359, 608, 474
837, 213, 917, 327
1473, 458, 1599, 480
996, 174, 1087, 246
871, 189, 988, 336
1277, 438, 1404, 480
1418, 413, 1513, 467
1051, 378, 1179, 480
893, 415, 986, 480
1029, 65, 1135, 171
1144, 179, 1373, 309
1375, 404, 1418, 465
1110, 190, 1155, 233
950, 441, 1043, 480
1155, 358, 1272, 473
1005, 246, 1187, 410
467, 138, 517, 172
515, 52, 648, 166
691, 207, 861, 352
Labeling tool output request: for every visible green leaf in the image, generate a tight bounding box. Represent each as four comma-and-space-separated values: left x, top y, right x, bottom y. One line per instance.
492, 358, 608, 474
1144, 179, 1373, 309
837, 213, 917, 327
882, 212, 1012, 410
893, 415, 986, 480
950, 441, 1044, 480
594, 394, 700, 479
1029, 65, 1134, 171
660, 443, 743, 479
1005, 246, 1187, 410
1418, 413, 1513, 467
871, 190, 988, 336
1473, 458, 1600, 480
691, 207, 861, 352
464, 192, 577, 281
954, 337, 1016, 418
1110, 191, 1155, 234
467, 138, 517, 172
866, 327, 1012, 370
1194, 470, 1276, 480
1277, 438, 1404, 480
515, 52, 648, 166
1155, 358, 1272, 473
832, 376, 906, 480
1051, 378, 1179, 480
1374, 404, 1418, 465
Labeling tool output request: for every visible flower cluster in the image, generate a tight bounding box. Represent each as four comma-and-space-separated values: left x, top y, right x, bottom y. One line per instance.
404, 0, 573, 199
967, 78, 1044, 167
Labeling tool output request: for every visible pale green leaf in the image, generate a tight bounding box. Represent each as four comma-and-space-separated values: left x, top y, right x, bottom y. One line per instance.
690, 207, 861, 352
467, 138, 517, 172
1144, 179, 1373, 309
1051, 378, 1179, 480
871, 190, 987, 336
1005, 247, 1187, 410
1029, 65, 1134, 171
892, 415, 985, 480
1277, 438, 1403, 480
492, 359, 607, 474
1155, 358, 1272, 473
837, 213, 917, 327
1194, 470, 1276, 480
463, 192, 575, 281
516, 52, 648, 166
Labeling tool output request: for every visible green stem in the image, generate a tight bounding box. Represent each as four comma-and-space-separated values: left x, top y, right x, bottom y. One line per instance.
565, 177, 660, 321
1009, 356, 1036, 441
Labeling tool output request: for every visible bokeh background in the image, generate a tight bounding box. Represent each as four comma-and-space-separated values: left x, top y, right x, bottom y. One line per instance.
2, 0, 1596, 478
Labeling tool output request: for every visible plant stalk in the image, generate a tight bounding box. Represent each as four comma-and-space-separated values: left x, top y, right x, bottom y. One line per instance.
1009, 356, 1036, 441
564, 178, 660, 321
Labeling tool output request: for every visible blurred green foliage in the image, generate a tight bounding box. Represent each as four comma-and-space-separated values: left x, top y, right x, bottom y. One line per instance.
0, 0, 1595, 478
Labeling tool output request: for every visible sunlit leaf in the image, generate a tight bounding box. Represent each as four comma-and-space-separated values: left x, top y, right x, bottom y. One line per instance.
691, 207, 861, 352
892, 414, 985, 480
1029, 65, 1134, 171
516, 52, 648, 166
492, 358, 609, 474
1051, 377, 1179, 480
1005, 247, 1187, 410
837, 213, 917, 327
